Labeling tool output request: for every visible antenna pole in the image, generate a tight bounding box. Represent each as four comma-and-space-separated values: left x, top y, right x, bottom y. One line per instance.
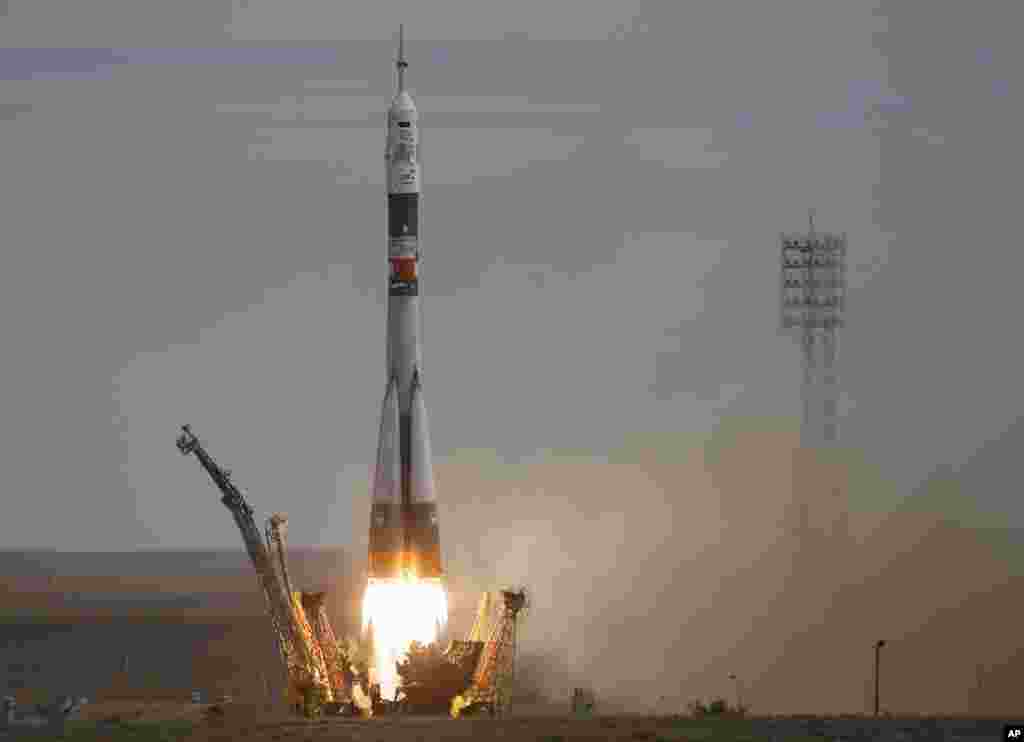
396, 24, 408, 93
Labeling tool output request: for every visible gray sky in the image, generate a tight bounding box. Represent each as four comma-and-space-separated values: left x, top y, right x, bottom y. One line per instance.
1, 0, 1021, 550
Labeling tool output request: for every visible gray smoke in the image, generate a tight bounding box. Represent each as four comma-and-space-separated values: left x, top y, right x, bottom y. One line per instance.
349, 417, 1023, 714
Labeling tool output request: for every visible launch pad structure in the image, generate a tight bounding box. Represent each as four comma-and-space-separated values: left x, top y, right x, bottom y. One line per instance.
176, 425, 347, 716
451, 589, 529, 717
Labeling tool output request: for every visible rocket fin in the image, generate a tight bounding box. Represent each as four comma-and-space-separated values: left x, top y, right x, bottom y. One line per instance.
369, 376, 403, 579
406, 368, 442, 578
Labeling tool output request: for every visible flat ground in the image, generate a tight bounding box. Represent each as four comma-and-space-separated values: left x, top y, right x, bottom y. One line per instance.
13, 700, 1012, 741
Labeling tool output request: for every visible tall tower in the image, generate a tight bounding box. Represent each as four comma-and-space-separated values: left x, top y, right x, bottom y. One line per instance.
780, 211, 848, 552
780, 210, 847, 449
368, 24, 444, 584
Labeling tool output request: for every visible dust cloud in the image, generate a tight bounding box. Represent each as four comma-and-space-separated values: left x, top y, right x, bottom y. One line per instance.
349, 417, 1022, 715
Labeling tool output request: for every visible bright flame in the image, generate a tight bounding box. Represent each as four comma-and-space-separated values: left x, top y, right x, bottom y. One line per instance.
362, 576, 448, 700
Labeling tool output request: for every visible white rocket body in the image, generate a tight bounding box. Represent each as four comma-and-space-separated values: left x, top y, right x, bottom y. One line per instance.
368, 28, 442, 581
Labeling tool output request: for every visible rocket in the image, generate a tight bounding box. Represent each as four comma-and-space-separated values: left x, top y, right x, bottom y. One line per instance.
368, 25, 443, 582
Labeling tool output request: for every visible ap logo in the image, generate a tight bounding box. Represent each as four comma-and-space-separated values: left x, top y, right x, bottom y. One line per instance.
1005, 724, 1023, 739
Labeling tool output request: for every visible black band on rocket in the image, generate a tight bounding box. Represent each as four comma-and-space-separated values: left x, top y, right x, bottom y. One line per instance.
388, 194, 419, 238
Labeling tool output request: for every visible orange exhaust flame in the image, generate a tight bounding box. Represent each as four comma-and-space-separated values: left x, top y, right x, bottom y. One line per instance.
362, 575, 448, 700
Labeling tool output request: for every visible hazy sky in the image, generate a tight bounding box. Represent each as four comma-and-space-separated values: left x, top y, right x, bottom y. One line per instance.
1, 0, 1020, 549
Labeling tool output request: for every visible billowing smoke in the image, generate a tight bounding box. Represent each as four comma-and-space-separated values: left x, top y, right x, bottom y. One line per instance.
383, 418, 1022, 716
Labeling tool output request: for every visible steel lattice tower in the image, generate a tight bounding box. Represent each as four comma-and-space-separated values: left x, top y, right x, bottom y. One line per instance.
780, 211, 848, 550
781, 210, 847, 448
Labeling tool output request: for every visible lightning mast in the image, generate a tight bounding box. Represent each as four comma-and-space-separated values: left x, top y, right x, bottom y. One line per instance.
781, 209, 847, 448
780, 211, 848, 550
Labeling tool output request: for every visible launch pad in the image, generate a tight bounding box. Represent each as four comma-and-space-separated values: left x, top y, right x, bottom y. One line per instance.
172, 26, 531, 722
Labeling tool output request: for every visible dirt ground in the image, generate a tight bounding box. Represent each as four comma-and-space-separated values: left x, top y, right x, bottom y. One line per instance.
70, 700, 721, 740
74, 698, 218, 725
64, 700, 1014, 741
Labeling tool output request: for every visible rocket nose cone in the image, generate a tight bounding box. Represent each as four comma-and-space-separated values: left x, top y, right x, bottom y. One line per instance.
390, 90, 417, 115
